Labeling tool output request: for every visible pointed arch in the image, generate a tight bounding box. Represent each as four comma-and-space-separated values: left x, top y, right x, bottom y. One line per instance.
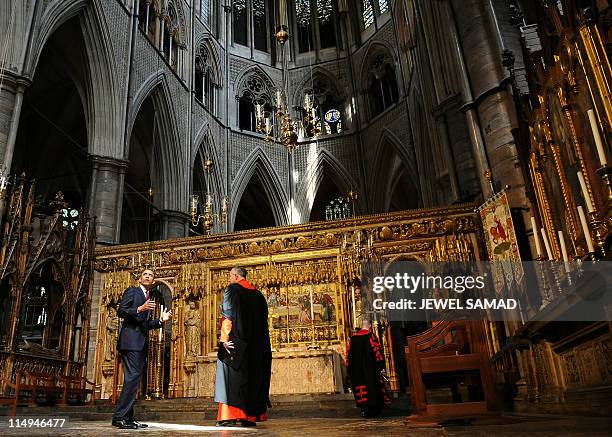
291, 66, 345, 108
126, 73, 186, 211
369, 129, 420, 212
233, 64, 275, 98
294, 147, 359, 220
358, 40, 398, 93
190, 124, 225, 228
230, 148, 289, 229
80, 2, 123, 158
23, 1, 122, 158
166, 0, 187, 46
25, 0, 89, 75
194, 37, 222, 87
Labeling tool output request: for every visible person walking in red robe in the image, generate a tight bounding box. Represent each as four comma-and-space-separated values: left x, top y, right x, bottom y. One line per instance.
347, 319, 390, 418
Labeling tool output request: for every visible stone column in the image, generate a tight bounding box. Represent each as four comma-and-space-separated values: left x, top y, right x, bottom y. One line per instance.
449, 0, 529, 208
0, 73, 30, 172
162, 210, 190, 240
88, 155, 129, 244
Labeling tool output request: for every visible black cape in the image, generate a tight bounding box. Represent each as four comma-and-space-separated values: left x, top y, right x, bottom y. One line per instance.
216, 282, 272, 417
347, 331, 388, 408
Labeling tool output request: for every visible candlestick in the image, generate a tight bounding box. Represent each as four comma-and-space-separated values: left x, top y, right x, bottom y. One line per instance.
531, 216, 542, 257
577, 206, 595, 253
309, 284, 314, 322
577, 171, 595, 212
351, 285, 356, 328
541, 228, 553, 260
587, 109, 607, 166
557, 231, 570, 273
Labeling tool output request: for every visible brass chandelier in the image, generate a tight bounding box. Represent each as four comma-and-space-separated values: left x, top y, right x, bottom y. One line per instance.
190, 159, 227, 235
254, 24, 320, 151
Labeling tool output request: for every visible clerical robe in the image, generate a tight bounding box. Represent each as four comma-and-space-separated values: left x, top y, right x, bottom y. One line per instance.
214, 279, 272, 422
346, 329, 390, 416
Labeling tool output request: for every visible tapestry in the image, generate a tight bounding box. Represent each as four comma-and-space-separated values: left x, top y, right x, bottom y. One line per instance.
477, 190, 524, 295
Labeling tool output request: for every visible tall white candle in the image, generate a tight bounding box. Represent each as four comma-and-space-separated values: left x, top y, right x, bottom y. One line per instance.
558, 231, 571, 273
531, 216, 542, 257
540, 228, 553, 260
577, 206, 595, 253
587, 109, 608, 166
351, 285, 356, 328
159, 305, 164, 341
577, 171, 595, 213
309, 285, 314, 322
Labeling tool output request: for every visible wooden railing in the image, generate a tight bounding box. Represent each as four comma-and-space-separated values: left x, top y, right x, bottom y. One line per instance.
0, 371, 94, 416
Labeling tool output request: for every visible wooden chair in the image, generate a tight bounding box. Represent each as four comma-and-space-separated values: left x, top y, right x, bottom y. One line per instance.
405, 320, 497, 422
21, 371, 64, 406
0, 371, 20, 416
59, 375, 95, 405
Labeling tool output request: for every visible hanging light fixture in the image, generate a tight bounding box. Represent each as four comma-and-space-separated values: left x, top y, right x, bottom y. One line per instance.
254, 8, 319, 152
190, 159, 228, 235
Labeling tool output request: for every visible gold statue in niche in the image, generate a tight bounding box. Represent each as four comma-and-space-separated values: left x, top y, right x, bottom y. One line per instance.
184, 301, 201, 357
104, 305, 118, 362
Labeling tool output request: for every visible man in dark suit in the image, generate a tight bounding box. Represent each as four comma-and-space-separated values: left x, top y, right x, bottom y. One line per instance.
112, 269, 171, 429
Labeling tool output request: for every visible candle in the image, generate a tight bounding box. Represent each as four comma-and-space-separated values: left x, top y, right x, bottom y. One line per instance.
540, 228, 553, 260
351, 285, 356, 327
531, 217, 542, 257
159, 305, 164, 341
577, 171, 595, 213
577, 206, 595, 253
587, 109, 607, 166
265, 117, 272, 134
309, 285, 315, 322
558, 231, 571, 273
276, 90, 282, 108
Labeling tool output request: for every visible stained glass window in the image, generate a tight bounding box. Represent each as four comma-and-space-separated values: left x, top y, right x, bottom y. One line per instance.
362, 0, 374, 28
233, 0, 247, 46
325, 197, 351, 220
378, 0, 388, 14
296, 0, 313, 53
317, 0, 336, 48
253, 0, 268, 51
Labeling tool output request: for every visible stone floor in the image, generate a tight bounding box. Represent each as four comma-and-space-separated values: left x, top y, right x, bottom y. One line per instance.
0, 415, 610, 436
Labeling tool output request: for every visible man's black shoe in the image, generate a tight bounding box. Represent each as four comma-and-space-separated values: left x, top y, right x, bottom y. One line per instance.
111, 419, 138, 429
240, 420, 256, 427
216, 419, 237, 427
130, 420, 148, 428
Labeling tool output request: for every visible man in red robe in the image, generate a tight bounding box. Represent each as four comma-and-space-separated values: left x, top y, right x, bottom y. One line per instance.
214, 267, 272, 427
347, 319, 390, 417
